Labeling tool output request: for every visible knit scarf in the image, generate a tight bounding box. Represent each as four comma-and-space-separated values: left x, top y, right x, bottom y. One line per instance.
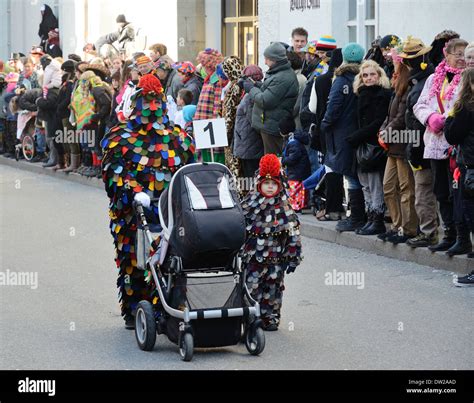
429, 59, 463, 101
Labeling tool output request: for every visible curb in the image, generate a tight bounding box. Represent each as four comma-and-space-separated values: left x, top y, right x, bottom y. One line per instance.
2, 155, 472, 275
299, 215, 472, 275
0, 156, 102, 189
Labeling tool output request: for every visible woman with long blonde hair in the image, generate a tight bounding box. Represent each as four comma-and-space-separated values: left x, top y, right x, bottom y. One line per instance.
346, 60, 391, 235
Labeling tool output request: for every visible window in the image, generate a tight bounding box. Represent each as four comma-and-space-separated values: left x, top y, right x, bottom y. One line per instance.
366, 0, 375, 19
347, 0, 377, 48
223, 0, 259, 65
348, 26, 357, 43
365, 25, 375, 50
348, 0, 357, 21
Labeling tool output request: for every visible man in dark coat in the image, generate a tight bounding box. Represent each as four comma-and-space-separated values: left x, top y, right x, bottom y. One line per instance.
240, 42, 299, 155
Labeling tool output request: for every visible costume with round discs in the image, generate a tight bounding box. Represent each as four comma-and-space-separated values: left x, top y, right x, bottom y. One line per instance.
101, 74, 195, 324
240, 154, 303, 330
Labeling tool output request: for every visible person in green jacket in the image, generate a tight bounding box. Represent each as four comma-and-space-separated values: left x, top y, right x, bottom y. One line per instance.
239, 42, 299, 156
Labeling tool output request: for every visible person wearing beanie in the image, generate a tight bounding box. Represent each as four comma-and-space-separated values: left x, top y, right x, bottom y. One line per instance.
175, 61, 203, 105
67, 53, 82, 63
54, 59, 80, 172
115, 14, 135, 54
155, 56, 183, 102
194, 48, 225, 163
60, 60, 75, 75
321, 43, 366, 232
300, 40, 320, 79
304, 48, 346, 221
233, 64, 265, 192
377, 34, 401, 79
342, 42, 366, 64
238, 42, 298, 155
240, 153, 303, 331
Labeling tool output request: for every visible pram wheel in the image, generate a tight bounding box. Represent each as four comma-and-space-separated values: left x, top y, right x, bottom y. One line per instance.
135, 301, 157, 351
245, 326, 265, 356
179, 332, 194, 362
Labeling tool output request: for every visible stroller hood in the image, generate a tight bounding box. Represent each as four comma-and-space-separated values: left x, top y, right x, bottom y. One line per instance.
159, 163, 246, 270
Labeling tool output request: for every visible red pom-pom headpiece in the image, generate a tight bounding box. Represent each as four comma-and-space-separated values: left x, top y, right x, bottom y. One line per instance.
137, 74, 163, 96
259, 154, 281, 179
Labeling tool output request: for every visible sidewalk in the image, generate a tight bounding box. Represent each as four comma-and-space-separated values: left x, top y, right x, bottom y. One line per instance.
1, 155, 472, 275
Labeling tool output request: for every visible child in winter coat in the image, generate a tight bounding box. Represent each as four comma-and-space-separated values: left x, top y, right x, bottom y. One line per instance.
280, 117, 311, 212
240, 154, 303, 331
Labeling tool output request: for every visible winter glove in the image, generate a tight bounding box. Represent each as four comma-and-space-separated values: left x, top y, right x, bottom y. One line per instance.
285, 263, 297, 274
427, 113, 445, 134
238, 78, 255, 94
134, 192, 151, 209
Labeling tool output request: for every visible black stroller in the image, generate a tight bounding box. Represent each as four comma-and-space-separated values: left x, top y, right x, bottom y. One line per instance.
133, 162, 265, 361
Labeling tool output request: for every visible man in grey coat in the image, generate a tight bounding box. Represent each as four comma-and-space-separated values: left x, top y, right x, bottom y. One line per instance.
240, 42, 299, 155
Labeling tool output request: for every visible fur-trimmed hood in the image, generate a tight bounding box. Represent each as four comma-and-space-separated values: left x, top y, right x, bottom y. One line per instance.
334, 63, 360, 77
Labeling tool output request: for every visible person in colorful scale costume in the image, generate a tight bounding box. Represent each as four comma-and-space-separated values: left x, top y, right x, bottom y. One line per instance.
101, 74, 195, 329
240, 154, 303, 331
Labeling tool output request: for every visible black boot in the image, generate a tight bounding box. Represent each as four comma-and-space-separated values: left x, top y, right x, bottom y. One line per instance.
429, 225, 456, 252
357, 212, 386, 236
356, 211, 373, 234
336, 188, 366, 232
446, 224, 472, 257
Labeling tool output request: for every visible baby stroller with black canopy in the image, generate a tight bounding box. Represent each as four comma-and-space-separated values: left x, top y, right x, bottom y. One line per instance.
133, 162, 265, 361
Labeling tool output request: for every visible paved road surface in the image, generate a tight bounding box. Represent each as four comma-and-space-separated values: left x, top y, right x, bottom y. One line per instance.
1, 165, 472, 370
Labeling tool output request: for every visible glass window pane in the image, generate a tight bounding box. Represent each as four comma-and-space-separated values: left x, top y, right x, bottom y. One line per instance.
348, 26, 357, 43
348, 0, 357, 20
225, 23, 238, 57
225, 0, 237, 17
366, 25, 375, 50
366, 0, 375, 19
240, 21, 255, 66
239, 0, 254, 16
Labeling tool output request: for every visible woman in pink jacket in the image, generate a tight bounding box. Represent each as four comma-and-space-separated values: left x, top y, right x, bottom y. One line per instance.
413, 38, 468, 254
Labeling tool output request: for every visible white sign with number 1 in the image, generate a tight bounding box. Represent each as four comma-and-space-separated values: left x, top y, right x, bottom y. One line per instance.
193, 118, 228, 150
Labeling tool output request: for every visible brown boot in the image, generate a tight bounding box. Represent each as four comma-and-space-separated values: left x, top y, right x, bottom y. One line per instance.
62, 154, 80, 173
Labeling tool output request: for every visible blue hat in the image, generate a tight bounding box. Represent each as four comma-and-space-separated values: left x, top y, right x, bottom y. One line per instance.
183, 105, 197, 123
342, 43, 365, 64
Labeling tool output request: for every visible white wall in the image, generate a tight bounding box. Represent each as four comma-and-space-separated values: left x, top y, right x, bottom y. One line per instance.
81, 0, 178, 60
0, 0, 57, 60
258, 0, 474, 70
378, 0, 474, 45
258, 0, 336, 67
204, 0, 222, 52
0, 0, 10, 61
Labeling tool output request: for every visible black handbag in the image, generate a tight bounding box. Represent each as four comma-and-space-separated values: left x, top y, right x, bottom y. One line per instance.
464, 168, 474, 196
356, 142, 387, 172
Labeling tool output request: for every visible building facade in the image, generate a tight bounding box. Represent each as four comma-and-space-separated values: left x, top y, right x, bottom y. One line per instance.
1, 0, 473, 67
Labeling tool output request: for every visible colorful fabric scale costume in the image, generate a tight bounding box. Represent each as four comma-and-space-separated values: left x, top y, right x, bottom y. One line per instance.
101, 74, 195, 323
240, 154, 303, 330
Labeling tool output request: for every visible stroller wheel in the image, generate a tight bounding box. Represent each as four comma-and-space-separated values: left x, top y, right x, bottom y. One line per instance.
179, 332, 194, 362
245, 326, 265, 356
135, 301, 157, 351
